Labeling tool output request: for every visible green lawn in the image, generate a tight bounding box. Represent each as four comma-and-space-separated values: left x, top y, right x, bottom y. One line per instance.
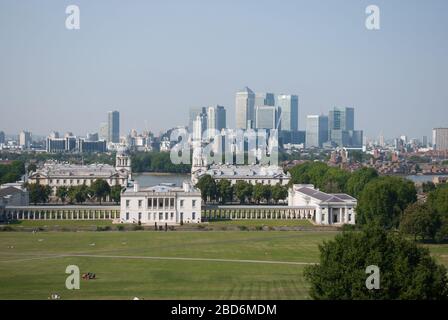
8, 220, 114, 227
205, 219, 314, 228
0, 230, 447, 300
0, 231, 335, 300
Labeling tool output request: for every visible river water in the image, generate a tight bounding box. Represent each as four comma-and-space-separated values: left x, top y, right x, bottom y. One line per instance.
406, 174, 448, 183
133, 172, 447, 187
133, 173, 190, 187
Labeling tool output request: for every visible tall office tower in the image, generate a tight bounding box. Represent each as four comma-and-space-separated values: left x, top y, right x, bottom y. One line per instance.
306, 115, 329, 148
255, 93, 275, 107
108, 110, 120, 143
99, 122, 108, 141
189, 107, 206, 132
192, 114, 207, 141
328, 107, 362, 147
277, 94, 299, 132
433, 128, 448, 151
0, 131, 6, 144
207, 105, 226, 138
400, 135, 408, 144
329, 107, 354, 132
19, 131, 32, 149
255, 106, 277, 130
236, 87, 255, 129
422, 135, 428, 147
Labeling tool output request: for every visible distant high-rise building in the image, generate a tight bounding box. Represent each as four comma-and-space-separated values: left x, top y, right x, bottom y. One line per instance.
422, 135, 428, 148
255, 106, 277, 130
329, 107, 354, 132
193, 114, 207, 141
0, 131, 5, 144
108, 111, 120, 143
255, 93, 275, 107
400, 135, 408, 144
19, 131, 32, 149
277, 94, 299, 132
86, 133, 99, 142
306, 115, 328, 148
236, 87, 255, 129
99, 122, 108, 141
328, 107, 362, 147
433, 128, 448, 151
189, 107, 206, 132
207, 105, 226, 139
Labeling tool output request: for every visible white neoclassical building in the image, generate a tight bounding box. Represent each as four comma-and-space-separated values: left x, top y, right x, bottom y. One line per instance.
28, 150, 131, 195
120, 181, 201, 225
288, 184, 357, 225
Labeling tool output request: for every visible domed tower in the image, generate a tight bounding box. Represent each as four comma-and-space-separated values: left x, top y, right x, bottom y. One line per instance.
116, 146, 132, 175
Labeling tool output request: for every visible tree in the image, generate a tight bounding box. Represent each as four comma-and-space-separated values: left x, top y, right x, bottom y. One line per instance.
196, 174, 217, 203
252, 183, 265, 204
304, 225, 448, 299
422, 181, 436, 193
67, 185, 88, 204
0, 160, 25, 184
262, 184, 272, 204
90, 179, 111, 204
289, 162, 329, 188
346, 167, 378, 198
216, 179, 233, 204
27, 183, 52, 204
399, 203, 441, 241
56, 186, 68, 203
234, 181, 252, 204
357, 176, 417, 229
110, 185, 123, 204
27, 163, 37, 174
427, 185, 448, 214
321, 167, 351, 193
272, 184, 288, 204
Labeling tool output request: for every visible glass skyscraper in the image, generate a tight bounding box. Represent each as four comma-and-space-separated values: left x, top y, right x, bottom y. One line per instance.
108, 110, 120, 143
277, 94, 299, 132
236, 87, 255, 129
306, 115, 328, 148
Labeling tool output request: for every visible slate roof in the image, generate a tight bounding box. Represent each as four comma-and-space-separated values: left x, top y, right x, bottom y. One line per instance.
294, 185, 356, 204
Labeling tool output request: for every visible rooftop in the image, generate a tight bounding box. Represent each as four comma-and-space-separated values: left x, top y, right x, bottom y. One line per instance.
292, 184, 356, 204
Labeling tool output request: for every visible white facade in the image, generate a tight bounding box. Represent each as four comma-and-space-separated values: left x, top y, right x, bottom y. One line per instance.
192, 163, 290, 186
120, 181, 201, 225
28, 152, 131, 194
288, 184, 356, 225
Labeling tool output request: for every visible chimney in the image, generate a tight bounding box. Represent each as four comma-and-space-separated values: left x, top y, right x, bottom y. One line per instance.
133, 182, 139, 192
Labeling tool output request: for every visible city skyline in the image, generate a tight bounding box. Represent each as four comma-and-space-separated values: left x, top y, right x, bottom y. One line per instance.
0, 0, 447, 139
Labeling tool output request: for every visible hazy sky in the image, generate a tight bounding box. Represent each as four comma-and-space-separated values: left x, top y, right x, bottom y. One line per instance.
0, 0, 447, 140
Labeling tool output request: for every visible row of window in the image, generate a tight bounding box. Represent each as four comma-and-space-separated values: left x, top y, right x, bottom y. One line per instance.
216, 179, 285, 185
47, 179, 124, 185
125, 212, 197, 221
125, 198, 197, 210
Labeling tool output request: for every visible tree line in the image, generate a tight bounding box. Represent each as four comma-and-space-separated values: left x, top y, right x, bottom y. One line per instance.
0, 160, 25, 184
131, 152, 191, 173
283, 161, 448, 299
25, 179, 123, 205
195, 175, 289, 205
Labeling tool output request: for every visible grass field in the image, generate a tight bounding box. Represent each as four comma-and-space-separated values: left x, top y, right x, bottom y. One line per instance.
206, 219, 313, 228
0, 230, 447, 300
